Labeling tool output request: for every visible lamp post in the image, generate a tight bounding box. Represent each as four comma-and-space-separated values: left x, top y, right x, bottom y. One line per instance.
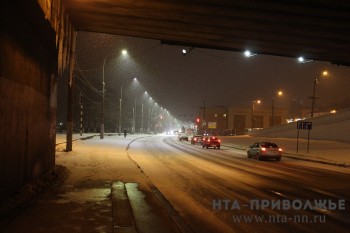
132, 97, 136, 134
118, 77, 137, 136
147, 97, 153, 134
118, 78, 125, 136
310, 71, 328, 118
141, 91, 148, 134
101, 49, 128, 138
271, 90, 283, 126
251, 100, 261, 129
141, 103, 144, 134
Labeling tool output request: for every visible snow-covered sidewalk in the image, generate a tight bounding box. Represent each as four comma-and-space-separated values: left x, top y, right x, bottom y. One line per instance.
1, 134, 179, 233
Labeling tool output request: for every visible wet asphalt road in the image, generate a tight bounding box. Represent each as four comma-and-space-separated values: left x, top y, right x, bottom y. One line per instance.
128, 135, 350, 233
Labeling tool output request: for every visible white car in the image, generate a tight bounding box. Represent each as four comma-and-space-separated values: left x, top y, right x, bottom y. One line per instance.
178, 133, 189, 141
247, 142, 282, 161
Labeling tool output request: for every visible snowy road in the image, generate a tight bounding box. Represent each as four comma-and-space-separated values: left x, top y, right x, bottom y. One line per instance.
128, 135, 350, 233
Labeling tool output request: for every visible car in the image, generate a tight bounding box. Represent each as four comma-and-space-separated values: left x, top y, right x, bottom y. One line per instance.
178, 133, 189, 141
247, 142, 282, 161
190, 135, 203, 145
202, 136, 221, 149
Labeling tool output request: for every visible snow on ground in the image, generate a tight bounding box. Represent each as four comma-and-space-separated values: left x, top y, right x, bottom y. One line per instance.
55, 134, 152, 191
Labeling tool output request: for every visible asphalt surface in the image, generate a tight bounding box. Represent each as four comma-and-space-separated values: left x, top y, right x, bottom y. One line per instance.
127, 135, 350, 233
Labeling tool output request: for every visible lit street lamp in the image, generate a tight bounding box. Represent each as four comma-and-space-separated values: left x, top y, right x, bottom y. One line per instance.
251, 99, 261, 129
310, 71, 328, 117
271, 90, 283, 126
101, 49, 128, 139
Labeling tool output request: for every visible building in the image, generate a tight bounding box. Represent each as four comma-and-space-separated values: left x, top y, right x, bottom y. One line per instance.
196, 105, 288, 135
228, 106, 288, 135
198, 106, 228, 135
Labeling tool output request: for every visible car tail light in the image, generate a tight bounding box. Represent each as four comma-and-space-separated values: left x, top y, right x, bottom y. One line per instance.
278, 148, 283, 152
261, 147, 267, 152
194, 138, 197, 141
218, 140, 221, 142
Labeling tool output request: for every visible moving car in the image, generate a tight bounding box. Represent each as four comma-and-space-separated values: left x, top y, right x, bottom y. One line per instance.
202, 136, 221, 149
247, 142, 282, 161
190, 135, 203, 145
178, 133, 189, 141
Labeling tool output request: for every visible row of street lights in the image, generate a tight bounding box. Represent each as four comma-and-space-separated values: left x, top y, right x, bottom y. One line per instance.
251, 70, 329, 128
100, 49, 179, 138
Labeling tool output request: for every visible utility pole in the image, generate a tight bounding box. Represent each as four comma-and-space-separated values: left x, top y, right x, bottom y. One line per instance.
66, 33, 76, 152
101, 57, 107, 139
141, 103, 144, 134
271, 98, 275, 127
147, 107, 150, 134
132, 97, 136, 134
80, 92, 83, 136
310, 78, 318, 118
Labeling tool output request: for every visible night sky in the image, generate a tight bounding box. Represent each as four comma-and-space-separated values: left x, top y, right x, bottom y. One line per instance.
57, 31, 350, 125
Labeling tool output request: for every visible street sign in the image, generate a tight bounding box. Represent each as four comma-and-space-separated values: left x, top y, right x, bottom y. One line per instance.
296, 121, 313, 154
297, 121, 312, 130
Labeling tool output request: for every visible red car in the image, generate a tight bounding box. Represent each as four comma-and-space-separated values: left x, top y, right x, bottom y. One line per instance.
191, 135, 203, 145
202, 136, 221, 149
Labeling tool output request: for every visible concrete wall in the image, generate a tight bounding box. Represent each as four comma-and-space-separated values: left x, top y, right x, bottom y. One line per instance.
0, 0, 75, 201
249, 108, 350, 143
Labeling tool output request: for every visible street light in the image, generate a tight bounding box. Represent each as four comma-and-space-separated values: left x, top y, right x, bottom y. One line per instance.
244, 50, 257, 57
251, 99, 261, 129
310, 70, 328, 118
147, 97, 153, 134
118, 77, 137, 136
101, 50, 128, 139
141, 91, 148, 134
271, 90, 283, 126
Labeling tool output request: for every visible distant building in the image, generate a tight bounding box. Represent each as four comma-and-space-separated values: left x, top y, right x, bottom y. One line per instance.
228, 106, 288, 135
197, 105, 288, 135
198, 106, 228, 135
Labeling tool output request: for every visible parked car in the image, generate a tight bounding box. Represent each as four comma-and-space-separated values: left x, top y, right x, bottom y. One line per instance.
178, 133, 189, 141
247, 142, 282, 161
190, 135, 203, 145
202, 136, 221, 149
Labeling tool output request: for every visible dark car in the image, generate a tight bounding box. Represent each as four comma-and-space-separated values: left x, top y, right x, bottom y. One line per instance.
202, 136, 221, 149
247, 142, 282, 161
190, 135, 203, 145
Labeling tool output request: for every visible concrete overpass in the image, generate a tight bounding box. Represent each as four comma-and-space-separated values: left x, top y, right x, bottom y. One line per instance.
1, 0, 349, 200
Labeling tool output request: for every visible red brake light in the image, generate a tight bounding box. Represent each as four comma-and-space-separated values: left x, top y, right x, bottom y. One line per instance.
278, 148, 283, 152
218, 140, 221, 142
261, 147, 267, 152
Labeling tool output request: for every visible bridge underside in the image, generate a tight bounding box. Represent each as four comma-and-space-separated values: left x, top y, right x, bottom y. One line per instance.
63, 0, 350, 65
